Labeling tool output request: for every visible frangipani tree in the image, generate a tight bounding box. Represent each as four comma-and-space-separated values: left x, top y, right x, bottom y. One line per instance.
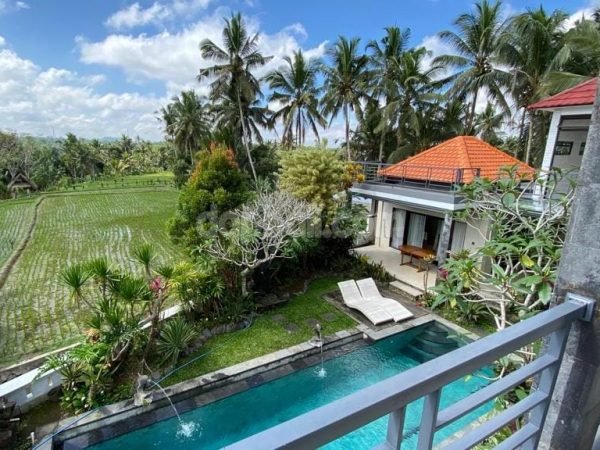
434, 167, 575, 331
205, 190, 317, 296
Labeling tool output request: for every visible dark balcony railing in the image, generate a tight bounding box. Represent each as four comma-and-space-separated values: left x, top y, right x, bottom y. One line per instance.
355, 161, 481, 191
226, 293, 595, 450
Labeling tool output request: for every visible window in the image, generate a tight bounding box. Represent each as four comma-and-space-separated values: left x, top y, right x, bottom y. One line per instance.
580, 142, 586, 156
555, 141, 573, 156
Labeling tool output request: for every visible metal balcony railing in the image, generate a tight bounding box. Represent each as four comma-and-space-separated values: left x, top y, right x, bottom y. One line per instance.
226, 294, 594, 450
354, 161, 482, 191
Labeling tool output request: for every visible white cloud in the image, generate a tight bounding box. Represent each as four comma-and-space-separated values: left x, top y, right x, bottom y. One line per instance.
0, 12, 328, 142
0, 36, 5, 47
105, 0, 213, 30
80, 11, 327, 99
0, 48, 165, 139
0, 0, 28, 14
562, 1, 599, 30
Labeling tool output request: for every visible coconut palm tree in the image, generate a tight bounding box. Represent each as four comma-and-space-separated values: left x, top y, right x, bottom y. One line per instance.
434, 0, 511, 133
264, 50, 326, 147
502, 7, 567, 163
386, 47, 446, 155
366, 26, 411, 161
475, 103, 504, 144
321, 36, 370, 160
547, 18, 600, 92
160, 90, 210, 166
198, 12, 273, 181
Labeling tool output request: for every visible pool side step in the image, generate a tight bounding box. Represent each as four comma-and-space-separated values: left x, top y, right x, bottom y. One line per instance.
389, 280, 423, 300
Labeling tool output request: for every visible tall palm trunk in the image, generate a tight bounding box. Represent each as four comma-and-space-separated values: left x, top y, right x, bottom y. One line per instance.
344, 103, 351, 160
378, 127, 386, 163
237, 89, 258, 182
467, 89, 479, 133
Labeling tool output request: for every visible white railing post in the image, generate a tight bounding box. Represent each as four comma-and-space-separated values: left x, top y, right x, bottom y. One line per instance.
384, 407, 406, 449
522, 326, 570, 450
416, 389, 441, 450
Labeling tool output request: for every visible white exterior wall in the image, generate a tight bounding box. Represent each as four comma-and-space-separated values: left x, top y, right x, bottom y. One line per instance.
540, 106, 593, 173
536, 106, 592, 198
463, 219, 489, 252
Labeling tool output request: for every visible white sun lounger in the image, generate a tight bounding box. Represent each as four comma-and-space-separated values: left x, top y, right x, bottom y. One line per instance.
356, 278, 414, 322
337, 280, 393, 325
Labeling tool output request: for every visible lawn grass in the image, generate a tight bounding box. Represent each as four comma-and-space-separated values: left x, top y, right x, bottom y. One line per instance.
0, 198, 36, 268
0, 188, 182, 365
162, 277, 357, 386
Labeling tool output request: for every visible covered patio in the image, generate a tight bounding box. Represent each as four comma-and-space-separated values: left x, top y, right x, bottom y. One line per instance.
353, 245, 437, 294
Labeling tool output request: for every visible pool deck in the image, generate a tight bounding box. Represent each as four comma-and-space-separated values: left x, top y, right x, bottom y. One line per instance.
324, 286, 480, 342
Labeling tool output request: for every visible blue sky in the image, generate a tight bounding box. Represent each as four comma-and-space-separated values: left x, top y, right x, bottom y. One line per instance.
0, 0, 596, 141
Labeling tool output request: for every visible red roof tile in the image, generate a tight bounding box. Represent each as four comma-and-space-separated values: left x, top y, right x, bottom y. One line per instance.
379, 136, 534, 184
529, 78, 598, 110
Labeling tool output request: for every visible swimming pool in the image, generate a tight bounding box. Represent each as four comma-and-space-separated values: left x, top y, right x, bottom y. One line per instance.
90, 323, 491, 449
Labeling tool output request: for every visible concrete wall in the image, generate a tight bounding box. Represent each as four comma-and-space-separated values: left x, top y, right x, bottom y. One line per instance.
0, 368, 62, 413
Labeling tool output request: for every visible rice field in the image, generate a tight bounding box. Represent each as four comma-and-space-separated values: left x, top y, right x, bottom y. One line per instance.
0, 199, 36, 268
0, 188, 181, 365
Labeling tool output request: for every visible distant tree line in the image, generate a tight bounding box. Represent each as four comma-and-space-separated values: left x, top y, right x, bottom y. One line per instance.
0, 132, 171, 197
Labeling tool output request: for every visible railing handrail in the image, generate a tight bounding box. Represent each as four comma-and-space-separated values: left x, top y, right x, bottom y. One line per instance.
353, 161, 482, 191
225, 296, 594, 450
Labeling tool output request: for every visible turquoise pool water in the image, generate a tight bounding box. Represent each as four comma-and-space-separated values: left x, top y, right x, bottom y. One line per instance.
92, 326, 491, 449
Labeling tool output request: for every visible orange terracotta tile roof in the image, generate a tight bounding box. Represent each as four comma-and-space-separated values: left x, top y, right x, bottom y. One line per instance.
379, 136, 535, 184
529, 78, 598, 110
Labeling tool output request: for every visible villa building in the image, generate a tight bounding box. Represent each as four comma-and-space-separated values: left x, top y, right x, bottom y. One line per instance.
351, 135, 534, 294
530, 77, 597, 191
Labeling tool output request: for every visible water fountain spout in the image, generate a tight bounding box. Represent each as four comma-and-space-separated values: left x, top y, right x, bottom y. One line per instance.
133, 375, 197, 438
312, 323, 327, 378
133, 375, 152, 407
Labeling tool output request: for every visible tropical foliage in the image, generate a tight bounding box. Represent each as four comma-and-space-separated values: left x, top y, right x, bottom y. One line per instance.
434, 168, 575, 331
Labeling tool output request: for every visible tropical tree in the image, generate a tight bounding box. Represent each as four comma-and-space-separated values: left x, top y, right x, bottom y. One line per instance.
160, 90, 210, 168
366, 26, 411, 161
265, 50, 326, 147
502, 7, 567, 163
167, 145, 250, 247
321, 36, 370, 160
387, 47, 446, 155
198, 12, 273, 181
548, 18, 600, 91
434, 168, 575, 331
278, 148, 344, 223
435, 0, 511, 133
205, 190, 317, 296
475, 103, 504, 145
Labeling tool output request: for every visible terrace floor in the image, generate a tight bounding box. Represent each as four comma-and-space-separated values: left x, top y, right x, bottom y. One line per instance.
353, 245, 437, 293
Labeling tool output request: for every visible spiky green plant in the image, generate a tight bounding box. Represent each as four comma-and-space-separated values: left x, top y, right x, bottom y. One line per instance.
60, 264, 92, 308
133, 243, 156, 280
157, 317, 198, 366
112, 275, 151, 319
86, 257, 115, 300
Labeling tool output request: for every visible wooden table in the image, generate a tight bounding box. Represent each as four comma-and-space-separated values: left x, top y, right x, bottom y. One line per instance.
399, 245, 436, 272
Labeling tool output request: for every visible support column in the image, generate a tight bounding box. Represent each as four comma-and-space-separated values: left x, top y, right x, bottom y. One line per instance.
436, 213, 452, 266
534, 110, 562, 200
539, 82, 600, 449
